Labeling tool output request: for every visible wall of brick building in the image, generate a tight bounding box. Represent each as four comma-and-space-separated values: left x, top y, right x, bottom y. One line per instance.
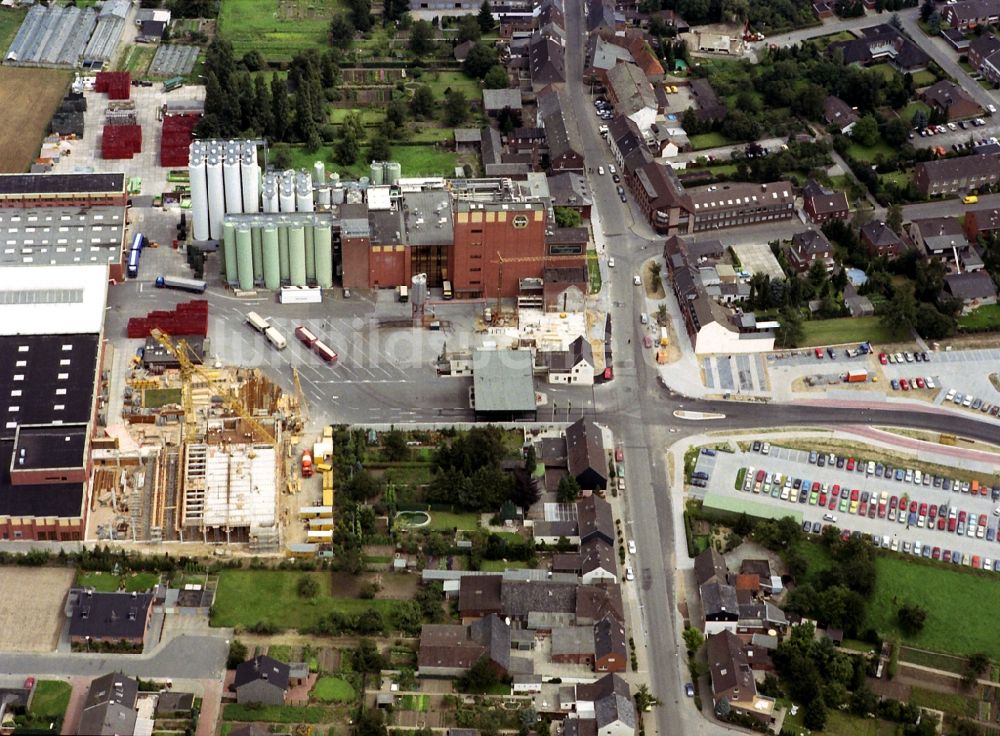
341, 237, 372, 289
369, 245, 410, 288
452, 205, 547, 298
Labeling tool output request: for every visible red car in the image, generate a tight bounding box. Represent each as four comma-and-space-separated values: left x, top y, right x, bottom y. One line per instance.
847, 457, 856, 471
815, 348, 824, 359
916, 377, 926, 389
819, 492, 827, 506
932, 547, 941, 560
23, 677, 34, 691
980, 513, 989, 527
889, 495, 898, 510
937, 516, 947, 530
615, 447, 624, 462
919, 502, 928, 516
949, 516, 957, 532
828, 495, 838, 510
900, 378, 910, 390
859, 501, 868, 516
879, 352, 888, 365
928, 505, 937, 520
851, 488, 860, 501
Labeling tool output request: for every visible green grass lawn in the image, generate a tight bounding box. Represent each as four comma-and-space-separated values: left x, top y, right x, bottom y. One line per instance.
587, 251, 602, 294
222, 704, 333, 723
119, 44, 155, 76
909, 687, 978, 717
847, 139, 896, 163
901, 101, 931, 124
480, 559, 532, 572
311, 677, 355, 703
798, 316, 908, 347
217, 0, 346, 62
328, 108, 386, 126
868, 63, 900, 82
780, 699, 897, 736
280, 143, 459, 179
211, 570, 410, 631
143, 388, 182, 409
689, 132, 732, 150
397, 693, 429, 711
911, 70, 939, 87
408, 127, 459, 143
29, 680, 72, 721
77, 571, 159, 593
0, 8, 27, 54
866, 556, 1000, 658
426, 511, 479, 531
879, 170, 911, 188
416, 70, 482, 100
958, 304, 1000, 331
266, 644, 292, 662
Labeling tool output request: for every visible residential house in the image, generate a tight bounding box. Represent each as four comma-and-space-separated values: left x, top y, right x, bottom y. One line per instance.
844, 283, 876, 317
802, 180, 850, 224
740, 559, 782, 596
418, 614, 512, 677
914, 153, 1000, 197
693, 547, 729, 587
458, 575, 504, 619
575, 674, 637, 736
789, 229, 835, 273
689, 78, 727, 122
567, 419, 608, 491
576, 584, 625, 626
587, 36, 632, 79
827, 25, 929, 72
529, 34, 566, 87
580, 537, 618, 583
577, 494, 615, 545
606, 62, 658, 132
78, 673, 139, 736
454, 40, 475, 63
701, 581, 740, 634
607, 115, 645, 171
706, 630, 778, 727
943, 271, 998, 312
921, 80, 980, 121
68, 590, 153, 648
942, 0, 1000, 29
941, 28, 972, 51
539, 335, 595, 385
546, 171, 592, 217
587, 0, 619, 36
234, 656, 290, 706
964, 206, 1000, 241
736, 600, 789, 636
593, 614, 627, 672
538, 86, 585, 172
625, 33, 665, 79
823, 95, 859, 134
483, 88, 522, 116
968, 34, 1000, 83
909, 217, 971, 259
860, 220, 904, 259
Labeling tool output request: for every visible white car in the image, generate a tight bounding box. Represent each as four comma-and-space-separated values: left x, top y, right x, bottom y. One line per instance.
625, 565, 635, 581
608, 257, 615, 268
761, 442, 770, 455
988, 104, 997, 114
947, 122, 958, 131
633, 274, 641, 285
925, 376, 936, 389
598, 166, 606, 175
945, 388, 956, 401
609, 164, 617, 174
628, 539, 637, 554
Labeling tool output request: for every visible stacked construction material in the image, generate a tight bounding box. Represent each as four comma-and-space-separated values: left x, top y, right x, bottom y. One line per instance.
95, 71, 131, 100
160, 114, 200, 167
50, 92, 87, 137
101, 124, 142, 159
127, 300, 208, 338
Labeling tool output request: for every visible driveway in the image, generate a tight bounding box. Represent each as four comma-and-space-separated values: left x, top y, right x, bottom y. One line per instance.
60, 676, 90, 736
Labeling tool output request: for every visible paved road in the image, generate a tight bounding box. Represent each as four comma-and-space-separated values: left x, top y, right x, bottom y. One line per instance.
670, 137, 787, 164
903, 191, 1000, 220
0, 634, 228, 680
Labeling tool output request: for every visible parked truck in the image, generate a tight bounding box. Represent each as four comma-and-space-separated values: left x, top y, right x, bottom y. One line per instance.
845, 369, 869, 383
155, 275, 207, 293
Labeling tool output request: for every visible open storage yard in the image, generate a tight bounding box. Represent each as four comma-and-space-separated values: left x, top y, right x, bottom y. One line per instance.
0, 567, 75, 651
0, 67, 72, 172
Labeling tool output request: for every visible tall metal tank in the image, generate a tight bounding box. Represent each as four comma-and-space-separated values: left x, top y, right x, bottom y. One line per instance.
278, 221, 289, 281
330, 172, 340, 187
385, 161, 402, 185
358, 176, 370, 190
411, 272, 428, 307
369, 161, 384, 186
235, 226, 254, 291
330, 186, 345, 204
223, 149, 243, 215
241, 143, 259, 213
304, 224, 315, 281
287, 224, 306, 286
251, 227, 263, 283
279, 182, 295, 213
295, 171, 314, 212
262, 225, 280, 289
206, 155, 226, 240
313, 161, 325, 185
314, 224, 333, 288
262, 176, 279, 213
316, 186, 331, 208
188, 143, 209, 241
222, 221, 237, 283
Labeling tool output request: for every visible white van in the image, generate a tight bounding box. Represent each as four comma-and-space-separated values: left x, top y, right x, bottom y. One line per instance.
640, 312, 649, 325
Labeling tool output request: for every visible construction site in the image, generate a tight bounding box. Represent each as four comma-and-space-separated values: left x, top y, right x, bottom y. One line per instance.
91, 327, 317, 553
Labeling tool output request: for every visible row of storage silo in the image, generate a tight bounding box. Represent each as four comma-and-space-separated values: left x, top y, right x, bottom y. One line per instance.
189, 140, 259, 241
221, 213, 336, 291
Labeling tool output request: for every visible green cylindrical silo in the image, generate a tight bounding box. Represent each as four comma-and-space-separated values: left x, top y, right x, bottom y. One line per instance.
278, 225, 289, 282
236, 227, 254, 291
223, 222, 237, 282
251, 227, 263, 283
304, 225, 315, 282
288, 225, 306, 286
314, 224, 333, 288
262, 226, 280, 289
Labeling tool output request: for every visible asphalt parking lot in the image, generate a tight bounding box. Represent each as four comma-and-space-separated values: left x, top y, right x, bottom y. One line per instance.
695, 446, 1000, 570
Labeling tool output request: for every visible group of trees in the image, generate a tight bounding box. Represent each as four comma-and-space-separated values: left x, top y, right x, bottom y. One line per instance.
426, 426, 515, 511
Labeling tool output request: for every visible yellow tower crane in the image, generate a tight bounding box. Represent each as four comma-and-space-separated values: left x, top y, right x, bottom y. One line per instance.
292, 366, 309, 430
491, 251, 585, 323
148, 328, 276, 447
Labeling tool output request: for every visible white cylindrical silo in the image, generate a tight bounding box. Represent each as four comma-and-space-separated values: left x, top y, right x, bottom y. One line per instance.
313, 161, 325, 185
263, 178, 279, 213
223, 149, 243, 215
222, 221, 237, 283
296, 171, 314, 212
262, 225, 280, 289
188, 143, 209, 241
316, 186, 331, 208
386, 161, 402, 185
314, 224, 333, 288
279, 182, 295, 213
288, 225, 306, 286
241, 144, 259, 213
330, 186, 344, 204
236, 226, 253, 291
206, 155, 225, 240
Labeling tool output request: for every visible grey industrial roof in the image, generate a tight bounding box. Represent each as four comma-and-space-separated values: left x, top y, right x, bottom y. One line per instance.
551, 625, 595, 656
84, 15, 126, 64
0, 206, 125, 268
483, 88, 523, 111
6, 4, 98, 67
473, 349, 536, 413
0, 173, 124, 195
402, 190, 453, 246
149, 44, 199, 77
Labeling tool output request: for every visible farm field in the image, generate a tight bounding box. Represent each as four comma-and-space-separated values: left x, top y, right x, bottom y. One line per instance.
865, 556, 1000, 659
0, 567, 74, 651
0, 67, 72, 172
798, 316, 906, 347
217, 0, 346, 62
211, 570, 411, 631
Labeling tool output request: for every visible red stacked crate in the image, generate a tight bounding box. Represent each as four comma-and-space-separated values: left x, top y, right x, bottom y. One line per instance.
102, 124, 142, 159
160, 113, 201, 167
95, 72, 131, 100
126, 300, 208, 338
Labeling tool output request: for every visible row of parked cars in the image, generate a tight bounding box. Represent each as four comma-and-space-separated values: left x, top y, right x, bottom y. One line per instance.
889, 376, 936, 391
841, 527, 1000, 572
944, 388, 1000, 416
879, 350, 930, 364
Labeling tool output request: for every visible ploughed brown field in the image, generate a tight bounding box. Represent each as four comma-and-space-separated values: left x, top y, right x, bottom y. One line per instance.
0, 67, 71, 172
